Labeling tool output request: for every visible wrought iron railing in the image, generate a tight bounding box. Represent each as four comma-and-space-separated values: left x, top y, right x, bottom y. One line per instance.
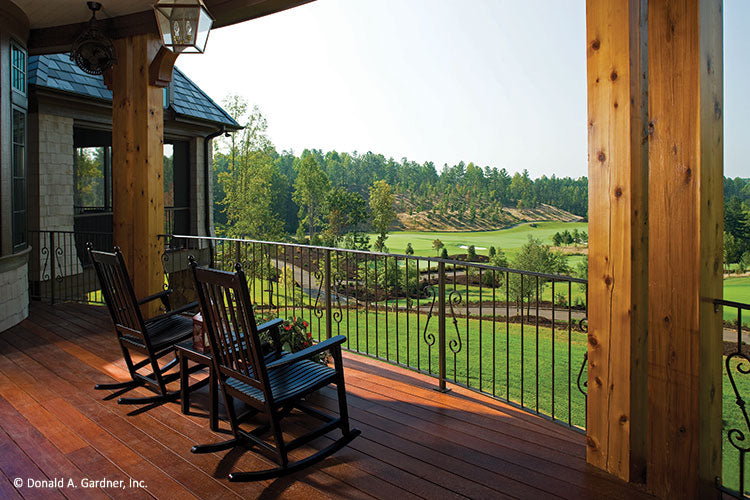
716, 298, 750, 498
27, 228, 750, 490
28, 230, 112, 305
161, 234, 590, 429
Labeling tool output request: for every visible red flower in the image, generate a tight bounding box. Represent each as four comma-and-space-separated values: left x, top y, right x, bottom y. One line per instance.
302, 321, 308, 327
302, 341, 309, 347
306, 332, 312, 339
284, 325, 291, 331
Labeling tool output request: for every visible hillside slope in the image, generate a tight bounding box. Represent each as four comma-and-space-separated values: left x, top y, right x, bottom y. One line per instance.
393, 201, 584, 232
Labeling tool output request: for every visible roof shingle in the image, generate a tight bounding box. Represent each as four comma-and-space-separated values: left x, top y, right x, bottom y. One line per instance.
28, 53, 239, 129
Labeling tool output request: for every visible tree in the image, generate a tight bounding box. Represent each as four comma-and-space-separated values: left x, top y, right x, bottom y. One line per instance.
552, 232, 563, 247
405, 243, 414, 255
293, 154, 331, 240
509, 236, 569, 317
440, 248, 449, 259
560, 230, 574, 245
724, 232, 743, 267
369, 180, 396, 252
322, 187, 368, 246
432, 239, 444, 256
467, 245, 477, 261
483, 248, 509, 287
218, 101, 285, 240
489, 246, 496, 257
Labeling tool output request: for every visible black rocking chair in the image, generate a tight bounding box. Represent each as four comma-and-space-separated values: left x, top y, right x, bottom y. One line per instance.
88, 243, 205, 406
188, 256, 361, 481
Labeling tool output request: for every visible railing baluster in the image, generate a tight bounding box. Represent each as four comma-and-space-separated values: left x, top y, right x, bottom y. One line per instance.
552, 279, 556, 421
50, 231, 56, 305
506, 271, 510, 401
536, 275, 539, 414
438, 260, 447, 392
325, 249, 332, 340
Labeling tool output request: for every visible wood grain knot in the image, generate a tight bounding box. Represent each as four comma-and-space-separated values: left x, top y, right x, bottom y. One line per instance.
619, 414, 628, 424
591, 39, 601, 50
597, 151, 606, 163
588, 335, 598, 347
594, 376, 603, 387
604, 275, 612, 286
613, 101, 618, 109
614, 187, 622, 198
610, 70, 618, 81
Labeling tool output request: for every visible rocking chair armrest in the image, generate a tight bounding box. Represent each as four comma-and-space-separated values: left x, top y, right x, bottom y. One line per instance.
258, 318, 284, 333
137, 289, 172, 306
266, 335, 346, 369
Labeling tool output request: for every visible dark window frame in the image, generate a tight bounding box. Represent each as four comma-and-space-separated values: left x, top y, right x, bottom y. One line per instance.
10, 42, 26, 96
11, 106, 27, 252
10, 41, 28, 253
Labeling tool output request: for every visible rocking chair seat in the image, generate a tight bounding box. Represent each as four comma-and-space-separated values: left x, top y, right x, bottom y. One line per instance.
226, 359, 336, 405
121, 314, 193, 351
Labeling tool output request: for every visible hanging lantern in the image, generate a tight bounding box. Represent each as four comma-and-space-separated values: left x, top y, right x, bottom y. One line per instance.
153, 0, 214, 53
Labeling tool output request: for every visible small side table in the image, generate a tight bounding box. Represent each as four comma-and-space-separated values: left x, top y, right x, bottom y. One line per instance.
176, 339, 219, 431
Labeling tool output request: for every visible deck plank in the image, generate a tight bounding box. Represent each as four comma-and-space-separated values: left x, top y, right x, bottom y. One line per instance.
0, 302, 653, 500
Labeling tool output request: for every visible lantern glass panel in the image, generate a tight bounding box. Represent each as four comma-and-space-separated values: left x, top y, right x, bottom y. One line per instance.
154, 1, 213, 53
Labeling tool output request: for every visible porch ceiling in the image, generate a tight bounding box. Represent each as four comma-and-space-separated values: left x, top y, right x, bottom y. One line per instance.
13, 0, 154, 29
16, 0, 315, 54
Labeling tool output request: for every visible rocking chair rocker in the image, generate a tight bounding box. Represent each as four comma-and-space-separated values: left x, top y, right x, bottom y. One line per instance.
188, 256, 361, 481
88, 243, 206, 406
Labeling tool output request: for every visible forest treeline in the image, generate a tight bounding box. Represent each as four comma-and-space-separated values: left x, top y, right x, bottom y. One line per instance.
211, 99, 587, 247
211, 98, 750, 264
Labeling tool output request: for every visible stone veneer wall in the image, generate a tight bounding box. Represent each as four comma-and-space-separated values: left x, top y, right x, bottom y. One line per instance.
0, 249, 30, 332
28, 113, 80, 280
37, 114, 74, 231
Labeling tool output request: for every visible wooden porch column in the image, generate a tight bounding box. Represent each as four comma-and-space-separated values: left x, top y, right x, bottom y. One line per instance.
111, 34, 166, 316
585, 0, 648, 483
647, 0, 722, 497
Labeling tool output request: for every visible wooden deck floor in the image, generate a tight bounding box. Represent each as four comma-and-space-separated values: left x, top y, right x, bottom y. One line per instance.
0, 302, 653, 500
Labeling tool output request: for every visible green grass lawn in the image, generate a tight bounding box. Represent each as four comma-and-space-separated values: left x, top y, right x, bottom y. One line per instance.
721, 276, 750, 327
374, 222, 589, 259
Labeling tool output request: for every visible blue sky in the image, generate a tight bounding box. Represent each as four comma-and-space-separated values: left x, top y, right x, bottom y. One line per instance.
177, 0, 749, 179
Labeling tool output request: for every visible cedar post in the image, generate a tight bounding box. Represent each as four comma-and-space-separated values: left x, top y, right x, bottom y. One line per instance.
585, 0, 648, 483
111, 34, 167, 317
647, 0, 722, 497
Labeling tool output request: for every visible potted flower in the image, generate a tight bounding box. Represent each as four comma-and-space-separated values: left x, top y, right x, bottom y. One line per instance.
259, 314, 329, 364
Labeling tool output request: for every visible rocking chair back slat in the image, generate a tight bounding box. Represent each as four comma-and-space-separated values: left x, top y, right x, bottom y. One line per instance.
192, 265, 270, 399
89, 247, 147, 341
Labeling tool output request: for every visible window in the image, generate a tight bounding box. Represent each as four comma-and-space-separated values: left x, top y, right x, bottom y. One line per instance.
74, 147, 111, 212
11, 44, 26, 94
10, 42, 27, 252
12, 108, 26, 251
